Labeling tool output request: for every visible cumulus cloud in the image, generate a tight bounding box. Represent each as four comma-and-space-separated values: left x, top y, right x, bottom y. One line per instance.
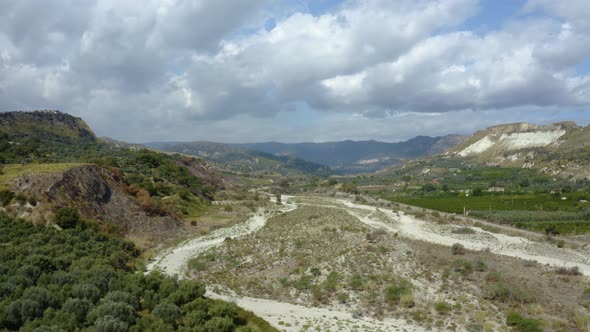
0, 0, 589, 142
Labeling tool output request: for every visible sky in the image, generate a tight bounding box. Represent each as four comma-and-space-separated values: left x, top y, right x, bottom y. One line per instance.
1, 0, 590, 143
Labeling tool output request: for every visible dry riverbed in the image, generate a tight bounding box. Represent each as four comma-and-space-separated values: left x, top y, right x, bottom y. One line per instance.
148, 194, 590, 331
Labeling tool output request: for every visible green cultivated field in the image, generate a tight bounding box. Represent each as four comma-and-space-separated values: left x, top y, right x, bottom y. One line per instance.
381, 192, 590, 235
384, 193, 583, 213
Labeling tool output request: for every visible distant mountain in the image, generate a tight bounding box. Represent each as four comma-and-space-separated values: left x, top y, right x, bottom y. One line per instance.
448, 121, 590, 180
146, 141, 333, 176
231, 135, 466, 173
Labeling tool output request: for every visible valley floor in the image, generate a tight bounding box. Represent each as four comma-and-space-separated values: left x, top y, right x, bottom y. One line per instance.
148, 193, 590, 331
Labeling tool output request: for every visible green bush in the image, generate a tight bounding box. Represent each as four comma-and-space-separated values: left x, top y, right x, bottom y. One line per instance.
0, 214, 270, 331
506, 311, 542, 332
485, 282, 534, 304
54, 207, 81, 229
322, 271, 339, 292
434, 301, 452, 314
152, 303, 181, 326
0, 190, 15, 206
385, 278, 413, 304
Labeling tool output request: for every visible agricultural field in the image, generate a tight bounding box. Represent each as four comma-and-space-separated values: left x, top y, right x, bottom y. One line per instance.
379, 192, 590, 235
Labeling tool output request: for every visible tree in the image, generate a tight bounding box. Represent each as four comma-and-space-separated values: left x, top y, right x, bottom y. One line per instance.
279, 179, 290, 191
0, 190, 15, 206
88, 301, 136, 325
442, 184, 449, 192
92, 315, 129, 332
203, 316, 234, 332
342, 181, 358, 194
54, 207, 81, 229
152, 303, 181, 326
472, 187, 484, 197
422, 184, 436, 192
275, 193, 282, 205
62, 298, 92, 323
327, 179, 338, 186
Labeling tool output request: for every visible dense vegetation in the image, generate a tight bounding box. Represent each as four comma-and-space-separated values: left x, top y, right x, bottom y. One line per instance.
0, 214, 274, 331
93, 150, 215, 218
0, 111, 217, 219
0, 111, 97, 164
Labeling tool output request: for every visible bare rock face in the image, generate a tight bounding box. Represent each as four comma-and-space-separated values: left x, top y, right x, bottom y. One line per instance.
48, 165, 112, 205
13, 165, 181, 236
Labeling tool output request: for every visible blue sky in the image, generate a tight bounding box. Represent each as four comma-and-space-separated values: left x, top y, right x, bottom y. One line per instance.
1, 0, 589, 142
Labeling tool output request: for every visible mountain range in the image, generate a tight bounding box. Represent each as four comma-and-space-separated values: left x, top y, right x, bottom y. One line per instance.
147, 135, 466, 174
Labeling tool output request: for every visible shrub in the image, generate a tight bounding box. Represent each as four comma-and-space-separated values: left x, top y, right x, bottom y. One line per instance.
187, 259, 206, 272
400, 293, 415, 308
208, 301, 238, 321
474, 260, 487, 272
71, 284, 102, 303
62, 298, 92, 323
434, 301, 452, 315
14, 193, 27, 206
451, 243, 466, 255
54, 207, 81, 229
168, 281, 206, 306
485, 282, 534, 304
310, 267, 321, 277
506, 311, 542, 332
451, 227, 476, 234
203, 316, 234, 332
152, 303, 181, 326
385, 279, 413, 304
323, 271, 339, 292
337, 292, 349, 303
348, 274, 363, 290
92, 315, 129, 332
555, 266, 582, 276
88, 301, 136, 325
101, 291, 137, 309
0, 190, 15, 206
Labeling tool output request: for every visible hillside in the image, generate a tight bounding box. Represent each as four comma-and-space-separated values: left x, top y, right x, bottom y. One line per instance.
0, 110, 95, 141
146, 141, 333, 176
0, 111, 223, 241
233, 134, 466, 173
449, 121, 590, 180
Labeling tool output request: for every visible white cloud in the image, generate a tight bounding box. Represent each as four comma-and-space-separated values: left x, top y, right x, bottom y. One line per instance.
0, 0, 589, 142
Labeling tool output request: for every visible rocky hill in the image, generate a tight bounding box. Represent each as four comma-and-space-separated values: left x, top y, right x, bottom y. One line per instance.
449, 121, 590, 180
9, 164, 180, 237
0, 110, 100, 163
0, 110, 96, 141
0, 110, 223, 243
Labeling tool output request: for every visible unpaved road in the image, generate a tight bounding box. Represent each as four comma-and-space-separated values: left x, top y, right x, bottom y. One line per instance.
147, 194, 590, 331
146, 196, 297, 277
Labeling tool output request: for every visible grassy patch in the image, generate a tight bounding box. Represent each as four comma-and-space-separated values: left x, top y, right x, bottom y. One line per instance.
0, 163, 84, 188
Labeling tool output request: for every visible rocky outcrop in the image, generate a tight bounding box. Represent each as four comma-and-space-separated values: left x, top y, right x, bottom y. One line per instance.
11, 165, 181, 235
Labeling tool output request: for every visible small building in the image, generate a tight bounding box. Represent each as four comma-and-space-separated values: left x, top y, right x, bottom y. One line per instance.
487, 187, 505, 192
